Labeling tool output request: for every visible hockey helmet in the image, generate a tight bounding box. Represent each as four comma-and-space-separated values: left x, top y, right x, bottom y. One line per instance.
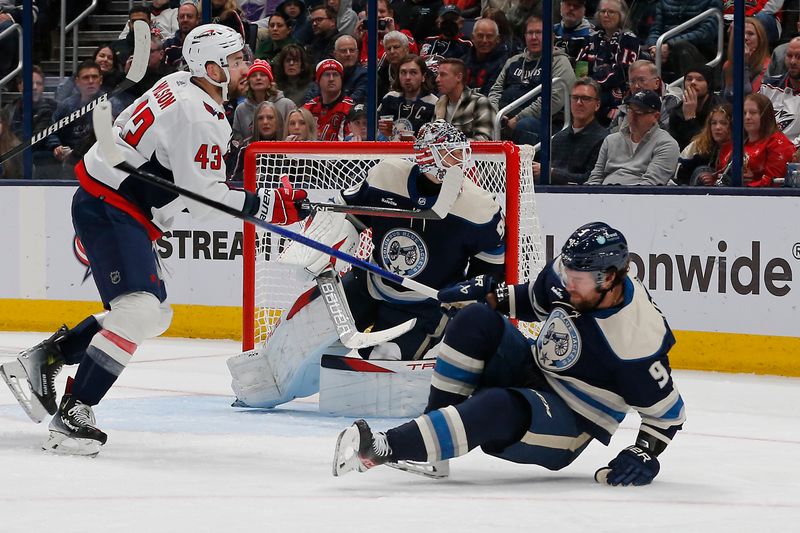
413, 119, 472, 182
561, 222, 629, 274
183, 23, 244, 101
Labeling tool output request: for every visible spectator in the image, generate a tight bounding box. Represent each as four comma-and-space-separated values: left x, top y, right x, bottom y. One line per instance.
434, 58, 495, 141
489, 14, 576, 145
723, 17, 771, 95
112, 34, 174, 116
737, 93, 795, 187
276, 0, 312, 45
481, 0, 536, 41
344, 103, 368, 140
536, 77, 608, 184
255, 12, 297, 62
56, 44, 124, 102
274, 43, 315, 106
377, 31, 412, 100
723, 0, 784, 46
118, 0, 178, 40
0, 1, 38, 79
419, 5, 473, 59
328, 0, 359, 36
390, 0, 444, 44
355, 0, 418, 66
284, 107, 318, 140
675, 103, 732, 186
760, 37, 800, 147
464, 18, 510, 96
669, 64, 723, 150
218, 9, 260, 55
377, 55, 438, 140
304, 59, 355, 140
554, 0, 594, 62
211, 0, 238, 18
766, 19, 798, 78
305, 35, 368, 104
0, 112, 21, 179
587, 89, 680, 185
163, 0, 201, 69
306, 5, 345, 66
233, 60, 297, 143
111, 5, 152, 66
229, 101, 285, 180
575, 0, 639, 126
45, 61, 105, 178
646, 0, 723, 83
481, 6, 523, 55
609, 59, 680, 131
239, 0, 273, 22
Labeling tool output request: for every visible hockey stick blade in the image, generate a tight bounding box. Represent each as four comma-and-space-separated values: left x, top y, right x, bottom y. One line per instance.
316, 270, 415, 349
91, 101, 439, 300
0, 20, 150, 164
430, 166, 464, 218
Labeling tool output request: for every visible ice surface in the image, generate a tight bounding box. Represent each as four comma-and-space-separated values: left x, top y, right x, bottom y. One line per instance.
1, 331, 798, 533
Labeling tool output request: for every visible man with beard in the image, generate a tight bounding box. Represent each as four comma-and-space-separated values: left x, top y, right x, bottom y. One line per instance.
377, 54, 437, 140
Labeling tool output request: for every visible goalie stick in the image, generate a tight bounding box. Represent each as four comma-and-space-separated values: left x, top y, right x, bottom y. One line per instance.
91, 101, 440, 300
0, 20, 150, 165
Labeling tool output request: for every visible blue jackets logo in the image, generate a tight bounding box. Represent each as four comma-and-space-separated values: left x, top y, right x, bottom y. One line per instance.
380, 228, 428, 277
536, 307, 581, 371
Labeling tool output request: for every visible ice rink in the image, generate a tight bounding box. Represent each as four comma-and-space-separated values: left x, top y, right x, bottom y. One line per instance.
1, 331, 798, 533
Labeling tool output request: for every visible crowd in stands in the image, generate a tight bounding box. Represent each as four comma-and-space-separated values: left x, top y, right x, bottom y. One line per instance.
1, 0, 799, 187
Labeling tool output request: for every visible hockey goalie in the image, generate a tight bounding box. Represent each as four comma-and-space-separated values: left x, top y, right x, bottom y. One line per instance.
227, 121, 507, 414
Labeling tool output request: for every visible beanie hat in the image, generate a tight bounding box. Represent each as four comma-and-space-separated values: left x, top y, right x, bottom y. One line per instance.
315, 58, 343, 82
248, 59, 274, 82
685, 63, 717, 92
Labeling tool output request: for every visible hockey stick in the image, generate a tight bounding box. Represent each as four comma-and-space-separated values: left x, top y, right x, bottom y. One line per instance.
91, 101, 439, 300
299, 166, 464, 220
0, 20, 150, 165
316, 269, 415, 349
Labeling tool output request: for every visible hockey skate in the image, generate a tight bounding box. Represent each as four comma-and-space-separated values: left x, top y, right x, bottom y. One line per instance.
332, 419, 393, 476
0, 326, 67, 423
43, 394, 107, 457
386, 459, 450, 479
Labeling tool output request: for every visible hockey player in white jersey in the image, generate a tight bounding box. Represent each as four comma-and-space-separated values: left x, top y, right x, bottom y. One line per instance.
227, 120, 506, 410
0, 24, 308, 456
333, 222, 686, 485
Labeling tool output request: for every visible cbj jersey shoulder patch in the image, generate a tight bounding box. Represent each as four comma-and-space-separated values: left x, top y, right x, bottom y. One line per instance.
536, 307, 581, 371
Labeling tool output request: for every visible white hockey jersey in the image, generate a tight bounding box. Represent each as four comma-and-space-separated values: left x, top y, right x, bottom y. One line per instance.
78, 71, 253, 239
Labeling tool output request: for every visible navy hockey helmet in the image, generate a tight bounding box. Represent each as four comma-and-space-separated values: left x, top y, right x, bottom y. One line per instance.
561, 222, 629, 273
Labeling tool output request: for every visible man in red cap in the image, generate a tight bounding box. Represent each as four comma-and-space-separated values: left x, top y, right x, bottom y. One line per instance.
304, 58, 355, 140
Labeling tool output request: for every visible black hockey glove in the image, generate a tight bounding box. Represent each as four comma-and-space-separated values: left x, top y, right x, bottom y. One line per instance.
596, 446, 661, 486
437, 275, 498, 304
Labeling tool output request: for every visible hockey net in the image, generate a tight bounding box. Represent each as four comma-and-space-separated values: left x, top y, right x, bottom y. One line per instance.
242, 141, 545, 351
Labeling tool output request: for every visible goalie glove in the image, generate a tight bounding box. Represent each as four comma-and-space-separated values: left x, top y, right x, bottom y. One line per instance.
279, 211, 360, 277
256, 187, 309, 225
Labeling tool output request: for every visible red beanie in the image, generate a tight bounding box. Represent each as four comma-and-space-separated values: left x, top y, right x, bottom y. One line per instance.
315, 58, 343, 82
248, 59, 274, 82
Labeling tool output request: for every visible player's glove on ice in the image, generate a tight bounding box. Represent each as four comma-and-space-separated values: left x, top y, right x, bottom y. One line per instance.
257, 187, 309, 225
599, 445, 660, 486
438, 275, 498, 304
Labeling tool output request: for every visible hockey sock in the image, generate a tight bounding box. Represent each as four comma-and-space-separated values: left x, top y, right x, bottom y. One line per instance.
70, 329, 137, 406
426, 305, 504, 412
390, 388, 530, 462
59, 315, 102, 364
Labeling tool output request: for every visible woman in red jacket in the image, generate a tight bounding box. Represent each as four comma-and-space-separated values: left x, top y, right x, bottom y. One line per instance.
737, 93, 795, 187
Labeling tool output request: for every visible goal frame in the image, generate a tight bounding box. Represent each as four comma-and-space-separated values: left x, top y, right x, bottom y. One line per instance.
242, 141, 527, 351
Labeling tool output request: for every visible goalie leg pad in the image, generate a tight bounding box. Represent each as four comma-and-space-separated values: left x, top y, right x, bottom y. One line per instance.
228, 295, 340, 408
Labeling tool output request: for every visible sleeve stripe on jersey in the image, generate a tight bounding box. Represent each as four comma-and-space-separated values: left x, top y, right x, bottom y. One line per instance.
639, 423, 675, 445
630, 388, 685, 420
474, 248, 505, 265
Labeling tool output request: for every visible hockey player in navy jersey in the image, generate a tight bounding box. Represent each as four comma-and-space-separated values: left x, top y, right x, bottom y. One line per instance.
0, 24, 308, 456
333, 222, 686, 486
227, 120, 506, 409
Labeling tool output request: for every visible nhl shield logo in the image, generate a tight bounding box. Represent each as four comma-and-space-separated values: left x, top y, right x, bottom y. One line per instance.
110, 271, 121, 284
380, 228, 428, 277
536, 307, 581, 371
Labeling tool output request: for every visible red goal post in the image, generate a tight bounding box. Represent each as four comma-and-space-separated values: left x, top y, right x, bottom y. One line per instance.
242, 141, 545, 351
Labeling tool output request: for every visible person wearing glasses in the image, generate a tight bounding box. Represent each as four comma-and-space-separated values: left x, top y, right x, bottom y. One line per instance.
587, 89, 679, 185
304, 35, 368, 104
306, 5, 346, 66
534, 77, 608, 184
608, 59, 680, 132
554, 0, 594, 63
575, 0, 639, 126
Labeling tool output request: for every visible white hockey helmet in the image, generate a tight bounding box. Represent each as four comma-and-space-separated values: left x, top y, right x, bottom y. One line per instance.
413, 120, 472, 182
183, 23, 244, 101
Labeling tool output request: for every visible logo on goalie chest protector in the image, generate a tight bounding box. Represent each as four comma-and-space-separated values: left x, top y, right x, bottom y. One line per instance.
380, 228, 428, 277
535, 307, 581, 371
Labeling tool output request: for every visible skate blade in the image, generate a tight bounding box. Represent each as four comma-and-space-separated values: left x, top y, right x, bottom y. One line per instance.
43, 430, 103, 458
332, 425, 363, 477
0, 360, 49, 423
386, 459, 450, 479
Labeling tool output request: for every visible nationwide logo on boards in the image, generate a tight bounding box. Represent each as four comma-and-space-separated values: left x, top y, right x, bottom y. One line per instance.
544, 235, 794, 297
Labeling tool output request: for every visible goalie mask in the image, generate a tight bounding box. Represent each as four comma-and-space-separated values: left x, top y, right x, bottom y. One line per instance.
413, 120, 472, 182
560, 222, 629, 291
183, 24, 244, 102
